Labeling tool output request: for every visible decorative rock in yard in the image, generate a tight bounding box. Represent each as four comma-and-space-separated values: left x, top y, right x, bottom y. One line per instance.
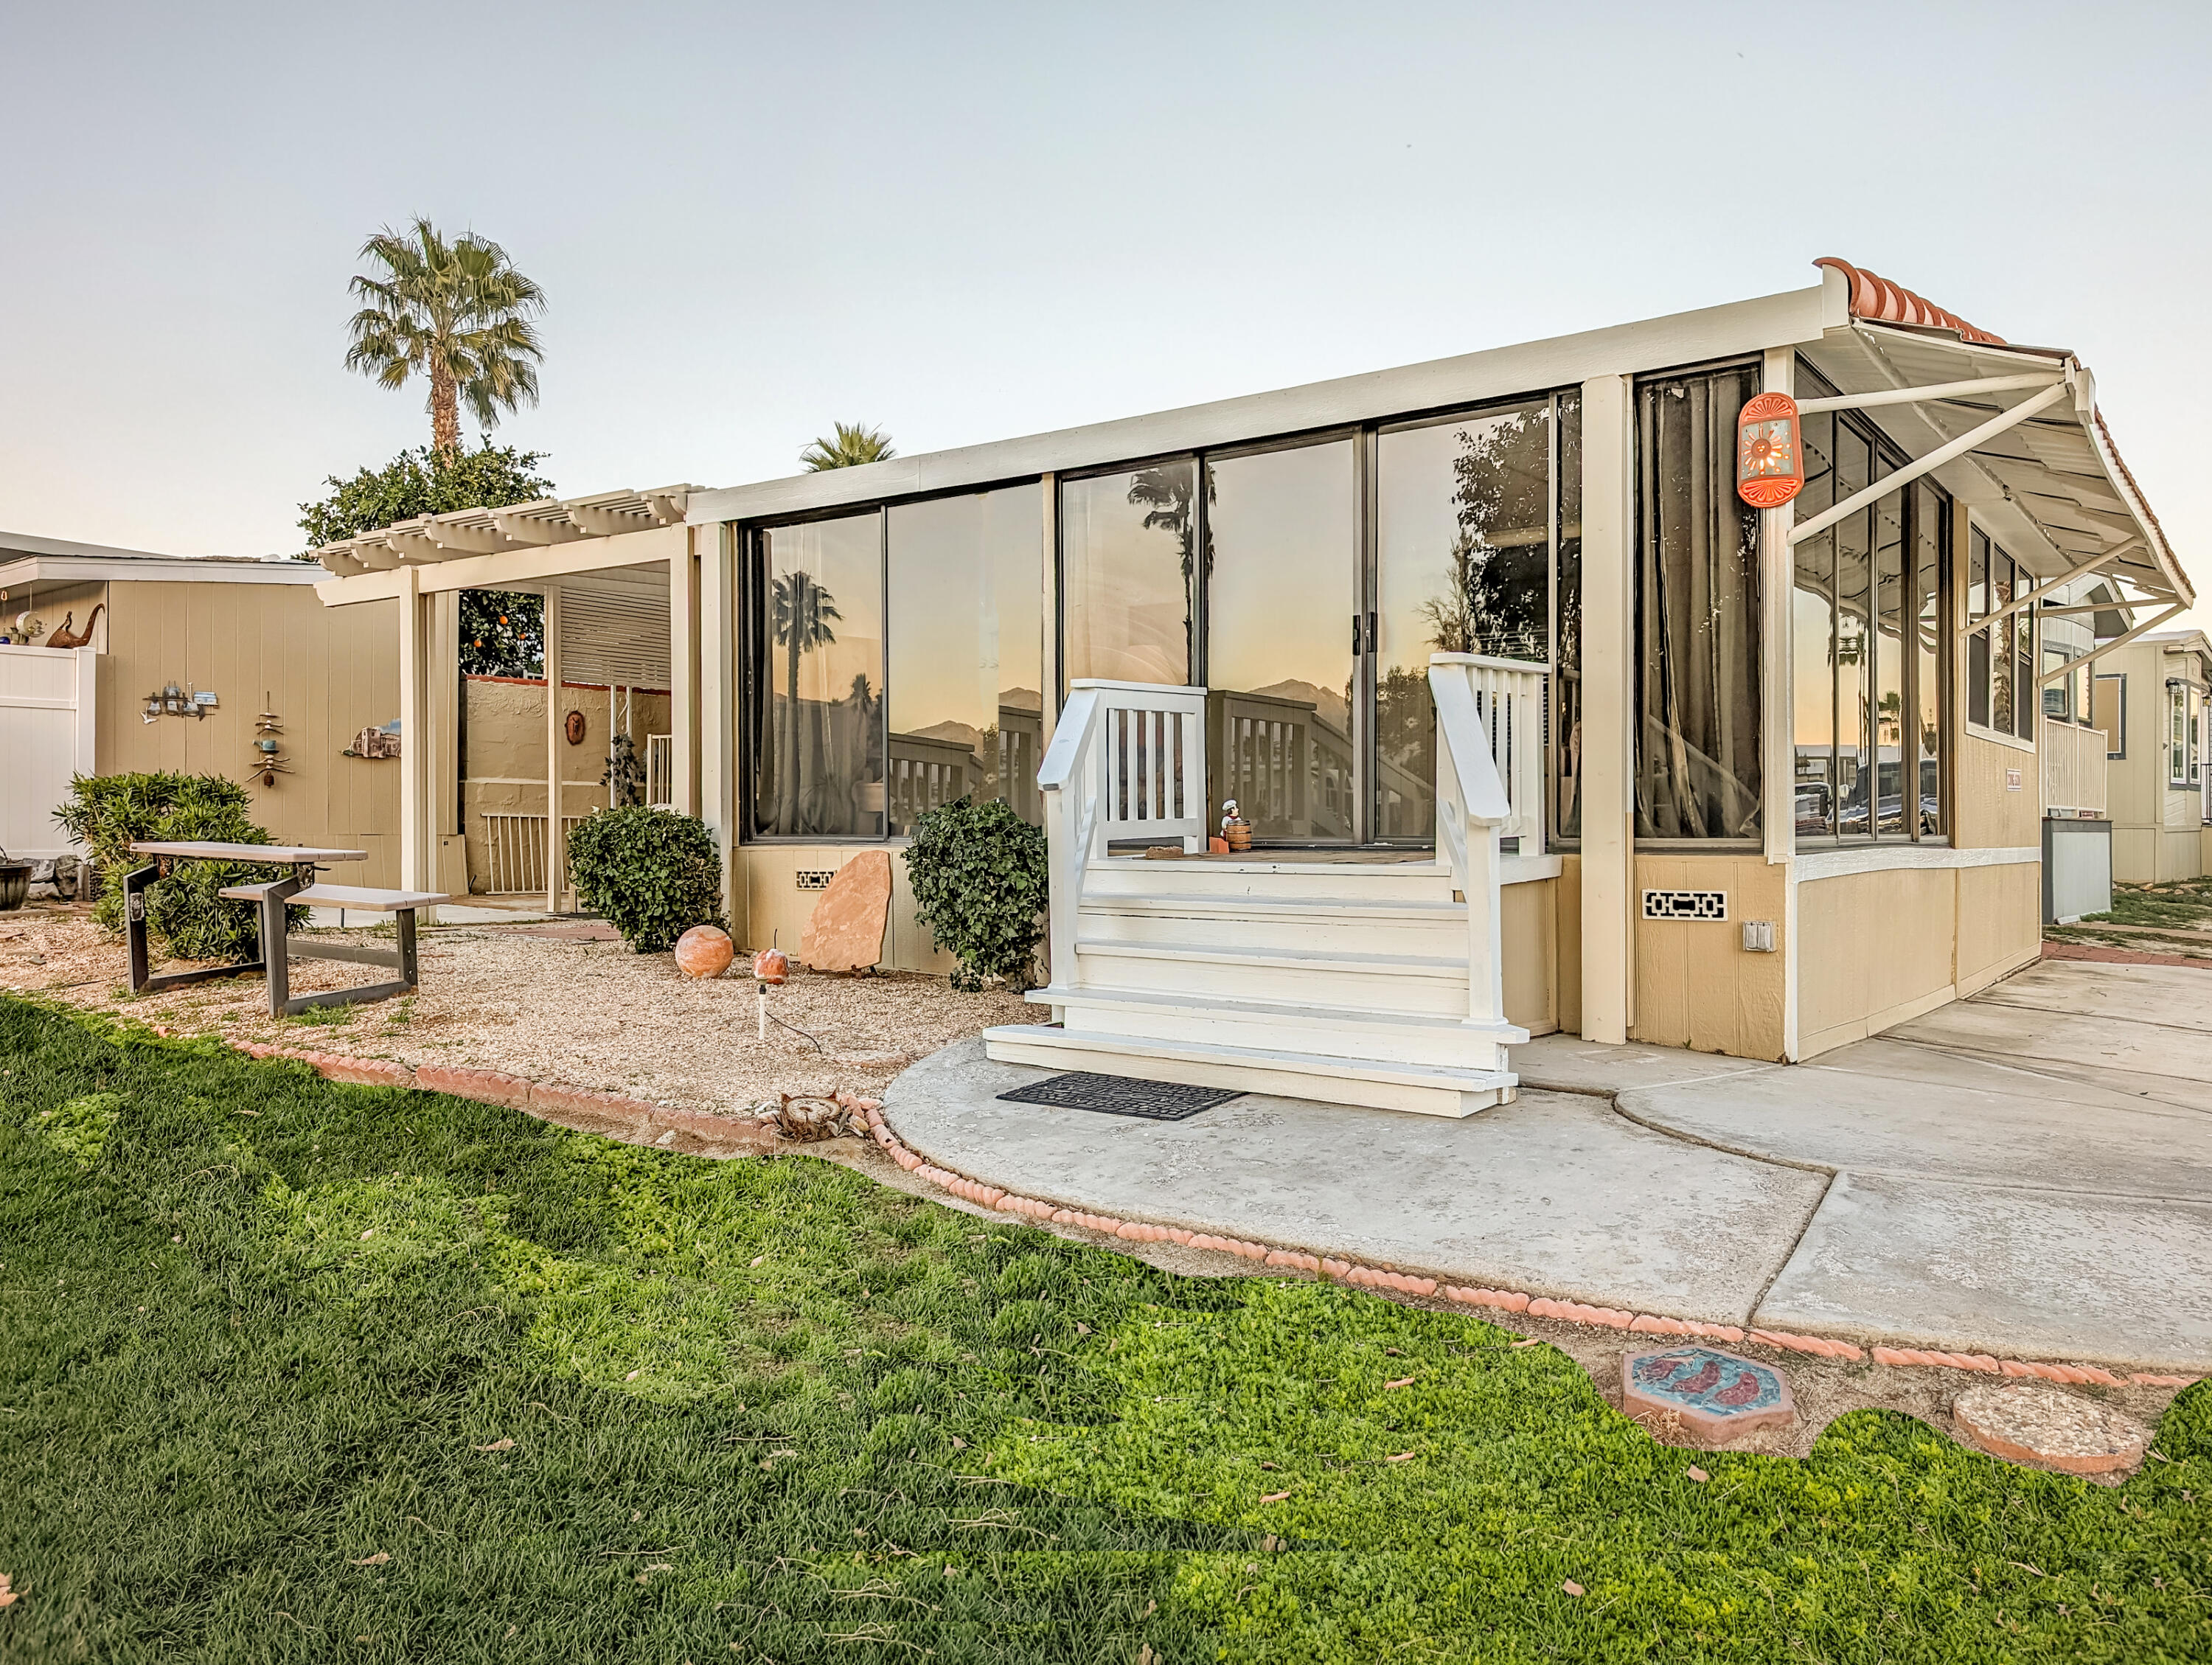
1951, 1382, 2149, 1475
1622, 1346, 1795, 1440
801, 850, 891, 973
753, 947, 789, 984
674, 925, 734, 979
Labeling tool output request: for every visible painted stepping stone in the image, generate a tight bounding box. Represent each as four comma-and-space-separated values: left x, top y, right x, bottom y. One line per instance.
1621, 1346, 1795, 1440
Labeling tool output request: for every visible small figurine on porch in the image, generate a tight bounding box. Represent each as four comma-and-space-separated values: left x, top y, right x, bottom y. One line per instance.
1220, 798, 1252, 853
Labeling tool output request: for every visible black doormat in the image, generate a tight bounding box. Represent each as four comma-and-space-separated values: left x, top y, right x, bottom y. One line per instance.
996, 1071, 1242, 1122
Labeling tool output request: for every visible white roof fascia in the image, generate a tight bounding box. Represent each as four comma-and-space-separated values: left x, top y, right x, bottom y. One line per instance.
689, 285, 1832, 526
0, 552, 323, 587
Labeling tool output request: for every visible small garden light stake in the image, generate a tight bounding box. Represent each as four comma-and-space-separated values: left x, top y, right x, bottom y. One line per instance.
754, 939, 788, 1043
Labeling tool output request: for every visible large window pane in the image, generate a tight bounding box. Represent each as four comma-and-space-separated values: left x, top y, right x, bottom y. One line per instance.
1205, 439, 1357, 841
1990, 552, 2015, 735
1967, 529, 1992, 729
1061, 463, 1197, 688
1554, 392, 1583, 840
1792, 409, 1837, 838
1833, 425, 1872, 836
752, 512, 884, 838
887, 485, 1043, 832
1376, 400, 1551, 840
1874, 467, 1907, 835
1635, 366, 1762, 839
1912, 482, 1944, 836
2014, 565, 2036, 742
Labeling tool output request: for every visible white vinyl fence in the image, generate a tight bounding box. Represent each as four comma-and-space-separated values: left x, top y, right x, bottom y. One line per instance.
0, 645, 97, 859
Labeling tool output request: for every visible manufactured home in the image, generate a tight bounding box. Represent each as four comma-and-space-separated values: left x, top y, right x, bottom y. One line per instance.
306, 258, 2194, 1109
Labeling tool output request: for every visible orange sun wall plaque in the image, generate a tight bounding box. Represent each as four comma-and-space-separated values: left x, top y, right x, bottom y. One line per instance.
1736, 392, 1804, 509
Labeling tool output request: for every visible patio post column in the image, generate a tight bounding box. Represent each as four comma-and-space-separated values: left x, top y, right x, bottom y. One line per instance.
1578, 374, 1635, 1044
544, 581, 563, 916
397, 563, 428, 897
1759, 346, 1800, 1060
698, 524, 741, 937
671, 529, 701, 816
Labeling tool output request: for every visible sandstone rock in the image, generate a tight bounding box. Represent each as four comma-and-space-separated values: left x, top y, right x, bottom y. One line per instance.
1952, 1382, 2148, 1475
801, 850, 891, 973
1622, 1346, 1795, 1441
675, 924, 734, 979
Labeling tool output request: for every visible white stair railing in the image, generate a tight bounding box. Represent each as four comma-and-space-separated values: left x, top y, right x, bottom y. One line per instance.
1037, 679, 1208, 990
1430, 656, 1537, 1039
1431, 652, 1549, 846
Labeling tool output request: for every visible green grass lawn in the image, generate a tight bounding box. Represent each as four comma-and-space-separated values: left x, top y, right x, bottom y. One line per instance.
4, 996, 2208, 1663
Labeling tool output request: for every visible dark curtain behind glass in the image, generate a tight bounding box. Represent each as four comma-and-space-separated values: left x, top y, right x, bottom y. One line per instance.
1635, 366, 1763, 839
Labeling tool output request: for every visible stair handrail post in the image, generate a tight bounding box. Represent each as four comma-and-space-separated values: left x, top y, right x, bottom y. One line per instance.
1036, 684, 1106, 992
1430, 656, 1523, 1031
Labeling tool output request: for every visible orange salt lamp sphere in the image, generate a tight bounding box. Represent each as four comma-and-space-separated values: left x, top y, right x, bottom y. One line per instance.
753, 947, 789, 985
674, 924, 734, 979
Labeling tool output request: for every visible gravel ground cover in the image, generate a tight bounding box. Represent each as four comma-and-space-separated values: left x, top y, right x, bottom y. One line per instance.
4, 999, 2210, 1663
0, 901, 1036, 1113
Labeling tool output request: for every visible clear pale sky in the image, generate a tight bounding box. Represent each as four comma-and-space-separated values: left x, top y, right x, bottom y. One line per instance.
3, 2, 2206, 630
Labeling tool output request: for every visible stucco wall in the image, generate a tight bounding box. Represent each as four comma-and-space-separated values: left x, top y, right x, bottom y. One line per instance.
1630, 853, 1787, 1060
96, 580, 400, 885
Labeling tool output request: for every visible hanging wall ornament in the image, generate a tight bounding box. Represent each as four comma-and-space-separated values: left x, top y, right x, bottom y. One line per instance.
1736, 392, 1805, 508
566, 709, 587, 746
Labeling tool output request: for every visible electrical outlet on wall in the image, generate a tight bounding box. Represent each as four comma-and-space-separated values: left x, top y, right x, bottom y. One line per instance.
1741, 920, 1776, 953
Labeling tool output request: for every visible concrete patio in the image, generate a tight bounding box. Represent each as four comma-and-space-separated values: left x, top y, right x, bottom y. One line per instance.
879, 956, 2212, 1372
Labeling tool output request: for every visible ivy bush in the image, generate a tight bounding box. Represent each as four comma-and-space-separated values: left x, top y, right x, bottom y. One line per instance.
566, 807, 726, 953
905, 797, 1048, 992
51, 772, 297, 961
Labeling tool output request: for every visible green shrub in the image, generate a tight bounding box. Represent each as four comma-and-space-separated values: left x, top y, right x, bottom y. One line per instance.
905, 797, 1048, 992
566, 807, 726, 953
50, 773, 298, 961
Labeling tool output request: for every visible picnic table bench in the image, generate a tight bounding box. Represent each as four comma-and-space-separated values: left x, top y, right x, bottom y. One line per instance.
125, 841, 447, 1017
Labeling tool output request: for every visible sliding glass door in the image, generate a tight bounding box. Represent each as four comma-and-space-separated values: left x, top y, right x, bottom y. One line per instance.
1058, 393, 1577, 850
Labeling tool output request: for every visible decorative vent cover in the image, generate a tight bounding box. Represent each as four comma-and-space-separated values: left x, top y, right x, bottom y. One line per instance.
1642, 889, 1728, 922
795, 870, 837, 891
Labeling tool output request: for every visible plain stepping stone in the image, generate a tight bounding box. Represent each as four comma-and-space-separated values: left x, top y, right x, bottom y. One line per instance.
1951, 1383, 2149, 1475
1621, 1346, 1795, 1441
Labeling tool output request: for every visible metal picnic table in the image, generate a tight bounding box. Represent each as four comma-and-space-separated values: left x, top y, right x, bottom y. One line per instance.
125, 841, 447, 1017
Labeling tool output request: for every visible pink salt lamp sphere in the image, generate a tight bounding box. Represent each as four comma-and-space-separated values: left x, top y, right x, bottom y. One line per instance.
753, 948, 789, 985
674, 925, 734, 979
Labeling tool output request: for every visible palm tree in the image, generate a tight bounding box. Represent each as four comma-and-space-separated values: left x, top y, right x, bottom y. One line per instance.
800, 423, 895, 471
346, 220, 546, 459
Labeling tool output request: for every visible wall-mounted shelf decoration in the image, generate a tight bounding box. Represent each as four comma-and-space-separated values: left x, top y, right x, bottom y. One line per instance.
246, 693, 291, 788
344, 719, 401, 759
140, 682, 217, 723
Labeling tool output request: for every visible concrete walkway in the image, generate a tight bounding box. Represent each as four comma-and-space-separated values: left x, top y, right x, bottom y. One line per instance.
879, 957, 2212, 1371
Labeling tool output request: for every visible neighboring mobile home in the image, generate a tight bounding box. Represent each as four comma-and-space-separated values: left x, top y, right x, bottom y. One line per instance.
0, 534, 403, 880
306, 258, 2194, 1105
2090, 628, 2212, 884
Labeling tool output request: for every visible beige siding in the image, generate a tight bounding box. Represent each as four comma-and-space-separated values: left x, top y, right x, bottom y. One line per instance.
1630, 854, 1787, 1060
1952, 731, 2039, 849
95, 581, 400, 884
1957, 860, 2042, 995
1796, 865, 1958, 1057
1500, 876, 1557, 1037
736, 844, 957, 976
1553, 854, 1583, 1037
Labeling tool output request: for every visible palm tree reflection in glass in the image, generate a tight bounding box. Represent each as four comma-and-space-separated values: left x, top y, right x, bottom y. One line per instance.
773, 570, 843, 835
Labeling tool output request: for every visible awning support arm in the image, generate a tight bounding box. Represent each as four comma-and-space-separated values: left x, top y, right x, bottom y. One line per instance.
1980, 547, 2130, 630
1792, 371, 2064, 416
1788, 382, 2072, 548
2036, 602, 2186, 686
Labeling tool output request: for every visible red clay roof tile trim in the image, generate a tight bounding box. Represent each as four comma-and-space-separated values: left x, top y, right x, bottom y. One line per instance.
1814, 257, 2006, 347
